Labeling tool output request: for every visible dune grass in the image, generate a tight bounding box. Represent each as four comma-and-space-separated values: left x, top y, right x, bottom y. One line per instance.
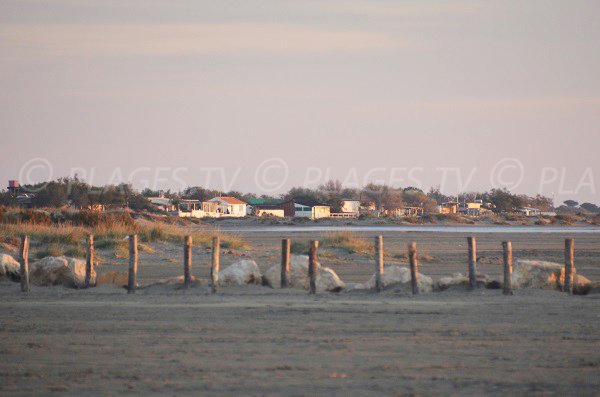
0, 220, 247, 261
321, 232, 372, 254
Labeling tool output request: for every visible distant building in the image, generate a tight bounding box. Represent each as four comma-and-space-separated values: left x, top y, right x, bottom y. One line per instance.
281, 200, 331, 219
459, 200, 492, 216
148, 197, 176, 212
340, 199, 361, 214
254, 205, 285, 218
207, 196, 247, 217
437, 202, 459, 214
246, 198, 283, 216
518, 207, 541, 217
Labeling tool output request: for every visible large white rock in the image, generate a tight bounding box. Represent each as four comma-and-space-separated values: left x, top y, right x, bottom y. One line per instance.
219, 259, 262, 286
363, 265, 434, 292
30, 256, 95, 289
512, 260, 590, 294
263, 255, 345, 292
0, 254, 20, 282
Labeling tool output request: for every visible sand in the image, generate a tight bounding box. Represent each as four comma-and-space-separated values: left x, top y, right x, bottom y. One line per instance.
1, 230, 599, 395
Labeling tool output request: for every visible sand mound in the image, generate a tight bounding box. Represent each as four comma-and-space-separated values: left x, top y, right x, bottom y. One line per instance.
96, 271, 129, 286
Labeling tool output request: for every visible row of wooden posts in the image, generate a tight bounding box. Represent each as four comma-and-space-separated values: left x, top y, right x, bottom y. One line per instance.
16, 234, 577, 295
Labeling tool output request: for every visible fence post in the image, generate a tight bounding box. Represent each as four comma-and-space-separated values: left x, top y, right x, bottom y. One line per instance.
281, 239, 290, 288
84, 234, 94, 288
374, 236, 384, 292
564, 238, 575, 295
308, 240, 318, 294
467, 236, 477, 290
184, 235, 192, 288
211, 236, 220, 294
408, 242, 419, 295
19, 235, 30, 293
502, 241, 513, 295
127, 234, 138, 294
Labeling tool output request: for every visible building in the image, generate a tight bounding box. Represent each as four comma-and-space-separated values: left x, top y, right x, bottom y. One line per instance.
148, 197, 176, 212
402, 206, 424, 216
207, 196, 247, 217
458, 200, 492, 216
246, 198, 283, 215
518, 207, 541, 217
383, 207, 424, 217
254, 205, 285, 217
437, 201, 459, 214
281, 200, 331, 219
340, 199, 361, 214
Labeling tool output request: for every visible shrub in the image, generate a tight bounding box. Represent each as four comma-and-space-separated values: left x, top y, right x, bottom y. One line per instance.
322, 232, 372, 254
290, 241, 308, 255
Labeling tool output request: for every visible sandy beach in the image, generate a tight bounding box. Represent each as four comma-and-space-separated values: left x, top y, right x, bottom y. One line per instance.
2, 229, 600, 396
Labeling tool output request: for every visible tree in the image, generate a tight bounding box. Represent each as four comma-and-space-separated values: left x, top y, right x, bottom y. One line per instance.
487, 188, 524, 213
31, 181, 68, 208
427, 186, 452, 204
563, 200, 579, 208
580, 202, 600, 213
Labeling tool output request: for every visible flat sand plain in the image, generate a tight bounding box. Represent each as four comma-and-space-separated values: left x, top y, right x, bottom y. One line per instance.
1, 229, 599, 396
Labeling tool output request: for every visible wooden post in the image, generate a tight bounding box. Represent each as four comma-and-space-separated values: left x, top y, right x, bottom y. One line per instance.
467, 236, 477, 290
374, 236, 384, 292
211, 236, 220, 294
308, 240, 318, 294
19, 235, 30, 293
84, 234, 94, 288
281, 238, 290, 288
408, 242, 419, 295
564, 238, 575, 295
184, 235, 192, 288
502, 241, 513, 295
127, 234, 138, 294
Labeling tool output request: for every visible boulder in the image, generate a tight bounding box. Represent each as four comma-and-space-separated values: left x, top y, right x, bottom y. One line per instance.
29, 256, 95, 289
512, 260, 591, 294
363, 265, 434, 292
219, 260, 262, 286
437, 272, 499, 291
263, 255, 345, 292
0, 253, 20, 282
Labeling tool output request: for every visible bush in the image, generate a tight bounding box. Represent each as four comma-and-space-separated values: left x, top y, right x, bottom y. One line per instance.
290, 241, 308, 255
322, 232, 372, 254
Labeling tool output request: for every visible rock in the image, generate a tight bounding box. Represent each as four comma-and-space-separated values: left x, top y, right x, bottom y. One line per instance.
512, 260, 591, 294
263, 255, 345, 292
437, 272, 498, 291
96, 271, 129, 286
0, 253, 20, 282
29, 256, 95, 289
362, 265, 433, 293
219, 260, 262, 286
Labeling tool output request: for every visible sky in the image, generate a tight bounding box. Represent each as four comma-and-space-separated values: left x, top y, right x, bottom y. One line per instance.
1, 0, 599, 204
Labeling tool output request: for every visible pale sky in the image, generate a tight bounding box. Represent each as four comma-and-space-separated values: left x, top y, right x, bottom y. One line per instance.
1, 0, 599, 204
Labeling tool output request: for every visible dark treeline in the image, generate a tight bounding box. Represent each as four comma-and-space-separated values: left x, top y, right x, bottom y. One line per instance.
1, 177, 598, 215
